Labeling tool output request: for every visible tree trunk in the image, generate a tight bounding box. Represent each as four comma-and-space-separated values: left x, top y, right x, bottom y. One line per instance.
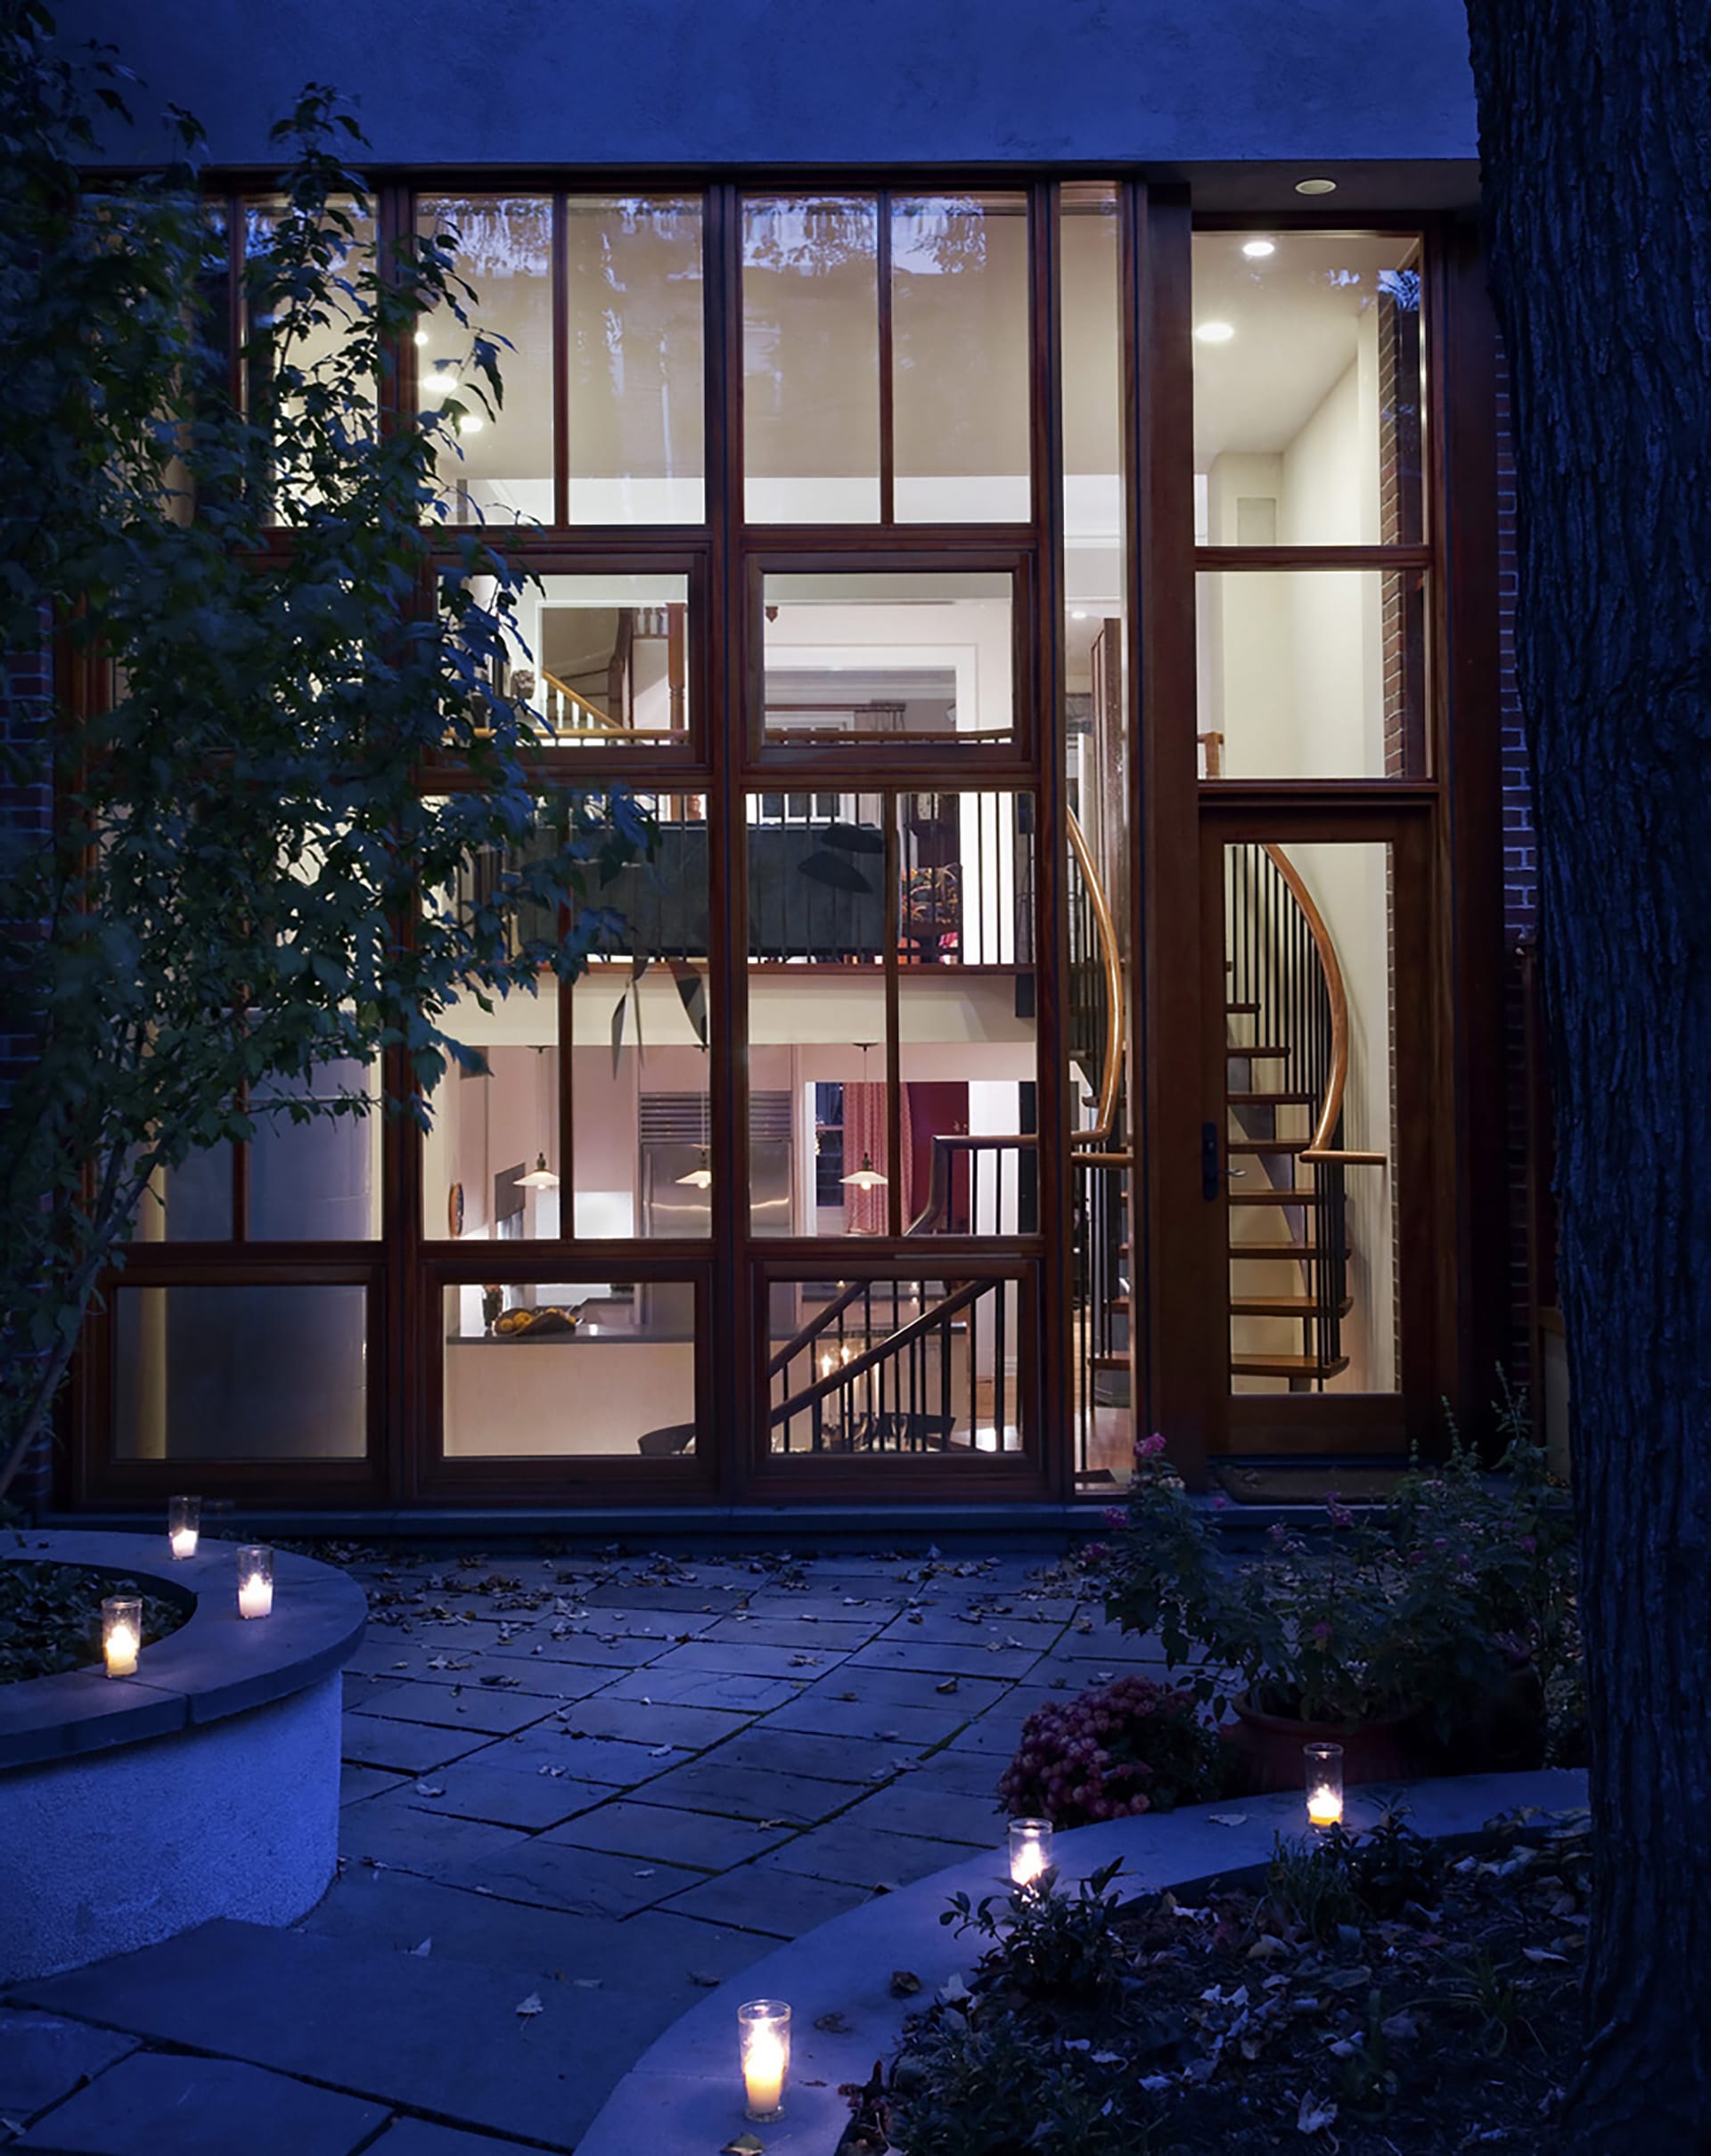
1463, 5, 1711, 2147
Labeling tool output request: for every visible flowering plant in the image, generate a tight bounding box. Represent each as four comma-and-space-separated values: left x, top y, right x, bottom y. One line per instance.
1101, 1406, 1574, 1731
997, 1671, 1224, 1826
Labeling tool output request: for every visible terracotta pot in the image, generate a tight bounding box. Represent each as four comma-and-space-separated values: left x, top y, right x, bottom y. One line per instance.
1420, 1662, 1548, 1777
1222, 1692, 1427, 1794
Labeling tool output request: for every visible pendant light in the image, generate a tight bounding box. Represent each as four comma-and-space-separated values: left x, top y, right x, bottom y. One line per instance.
840, 1042, 889, 1190
676, 1146, 714, 1189
519, 1152, 560, 1189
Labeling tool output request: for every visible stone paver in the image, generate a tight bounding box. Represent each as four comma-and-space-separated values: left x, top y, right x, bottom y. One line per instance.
16, 2052, 386, 2156
0, 2010, 138, 2127
4, 1541, 1128, 2154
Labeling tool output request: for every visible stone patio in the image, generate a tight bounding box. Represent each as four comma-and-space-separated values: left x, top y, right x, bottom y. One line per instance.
3, 1539, 1151, 2152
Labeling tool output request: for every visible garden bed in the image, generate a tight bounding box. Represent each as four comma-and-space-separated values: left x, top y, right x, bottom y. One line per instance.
0, 1559, 188, 1685
866, 1809, 1589, 2155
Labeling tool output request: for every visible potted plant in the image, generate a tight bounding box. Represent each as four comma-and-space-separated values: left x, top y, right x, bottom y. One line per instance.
1101, 1420, 1573, 1792
996, 1670, 1226, 1826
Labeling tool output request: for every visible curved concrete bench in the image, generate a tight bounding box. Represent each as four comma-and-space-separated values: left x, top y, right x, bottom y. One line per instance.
0, 1530, 366, 1983
577, 1766, 1589, 2156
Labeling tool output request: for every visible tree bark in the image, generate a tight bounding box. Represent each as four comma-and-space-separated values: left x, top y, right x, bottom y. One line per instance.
1464, 4, 1711, 2147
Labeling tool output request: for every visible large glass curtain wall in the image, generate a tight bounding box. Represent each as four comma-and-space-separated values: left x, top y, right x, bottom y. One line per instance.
83, 184, 1438, 1508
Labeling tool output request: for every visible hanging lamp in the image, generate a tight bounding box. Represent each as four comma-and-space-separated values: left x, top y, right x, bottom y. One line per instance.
839, 1042, 889, 1189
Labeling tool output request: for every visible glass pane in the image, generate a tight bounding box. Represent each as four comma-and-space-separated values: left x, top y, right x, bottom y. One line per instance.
1224, 840, 1397, 1395
425, 1012, 561, 1244
765, 1270, 1027, 1458
1192, 232, 1424, 546
1196, 568, 1427, 779
141, 1147, 234, 1242
113, 1285, 367, 1459
487, 572, 694, 751
566, 195, 704, 525
893, 192, 1030, 523
419, 194, 554, 527
250, 1059, 381, 1239
243, 197, 376, 524
443, 1279, 696, 1458
761, 572, 1013, 747
743, 196, 880, 524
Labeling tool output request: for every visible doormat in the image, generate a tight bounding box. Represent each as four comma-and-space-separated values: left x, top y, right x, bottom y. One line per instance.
1213, 1462, 1411, 1507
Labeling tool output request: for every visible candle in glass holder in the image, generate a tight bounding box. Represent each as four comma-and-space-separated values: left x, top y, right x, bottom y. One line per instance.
1009, 1817, 1054, 1885
237, 1544, 274, 1619
1304, 1741, 1345, 1830
102, 1596, 142, 1678
168, 1494, 201, 1559
738, 1999, 790, 2121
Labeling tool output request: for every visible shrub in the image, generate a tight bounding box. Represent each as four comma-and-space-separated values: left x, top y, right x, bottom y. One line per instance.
943, 1858, 1135, 2007
996, 1671, 1224, 1826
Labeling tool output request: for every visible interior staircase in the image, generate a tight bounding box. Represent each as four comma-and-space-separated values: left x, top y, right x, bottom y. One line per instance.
1224, 841, 1380, 1392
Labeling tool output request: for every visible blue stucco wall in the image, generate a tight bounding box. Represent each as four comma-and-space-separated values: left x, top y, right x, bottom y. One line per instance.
61, 0, 1476, 172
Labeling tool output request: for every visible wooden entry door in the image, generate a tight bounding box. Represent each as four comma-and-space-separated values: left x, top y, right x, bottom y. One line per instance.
1195, 809, 1440, 1460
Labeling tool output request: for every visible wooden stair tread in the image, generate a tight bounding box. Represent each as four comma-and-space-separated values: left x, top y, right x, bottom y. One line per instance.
1090, 1352, 1128, 1371
1226, 1090, 1314, 1106
1229, 1187, 1324, 1205
1226, 1045, 1289, 1059
1108, 1294, 1131, 1315
1230, 1352, 1351, 1379
1225, 1000, 1260, 1014
1230, 1294, 1354, 1319
1228, 1138, 1310, 1154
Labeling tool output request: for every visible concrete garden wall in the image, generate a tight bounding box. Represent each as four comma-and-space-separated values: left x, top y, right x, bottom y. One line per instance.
0, 1532, 365, 1983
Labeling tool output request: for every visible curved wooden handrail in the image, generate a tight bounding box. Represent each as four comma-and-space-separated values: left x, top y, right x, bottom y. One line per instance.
1067, 805, 1125, 1145
539, 666, 626, 734
765, 1279, 871, 1380
1260, 842, 1383, 1168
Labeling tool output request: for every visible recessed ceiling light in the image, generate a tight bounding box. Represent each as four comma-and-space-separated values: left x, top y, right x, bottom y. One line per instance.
1071, 608, 1089, 621
454, 410, 484, 434
414, 330, 430, 347
1294, 177, 1338, 196
1193, 321, 1235, 344
420, 368, 457, 401
1241, 238, 1276, 258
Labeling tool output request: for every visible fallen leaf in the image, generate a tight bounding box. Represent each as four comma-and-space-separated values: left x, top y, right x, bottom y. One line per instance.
409, 1938, 432, 1956
413, 1783, 446, 1798
1297, 2091, 1339, 2134
935, 1678, 960, 1695
723, 2136, 766, 2155
571, 1978, 602, 1989
689, 1970, 721, 1988
650, 1745, 675, 1758
634, 1868, 655, 1878
937, 1972, 970, 2005
515, 1994, 544, 2019
815, 2010, 852, 2034
889, 1969, 922, 1997
1522, 1947, 1568, 1964
1208, 1813, 1248, 1826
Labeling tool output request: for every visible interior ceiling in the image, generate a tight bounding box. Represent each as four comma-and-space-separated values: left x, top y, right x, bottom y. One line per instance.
1191, 231, 1418, 463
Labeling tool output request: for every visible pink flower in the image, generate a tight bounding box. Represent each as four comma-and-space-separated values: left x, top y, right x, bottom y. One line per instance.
1311, 1622, 1332, 1643
1519, 1534, 1537, 1555
1136, 1432, 1168, 1459
1103, 1507, 1127, 1528
1211, 1493, 1229, 1511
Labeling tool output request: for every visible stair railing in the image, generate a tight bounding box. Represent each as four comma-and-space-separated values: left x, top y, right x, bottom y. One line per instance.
768, 1275, 996, 1453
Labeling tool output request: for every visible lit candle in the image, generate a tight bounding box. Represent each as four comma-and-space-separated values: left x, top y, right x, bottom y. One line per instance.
168, 1494, 201, 1559
102, 1596, 141, 1678
1304, 1741, 1345, 1830
738, 1999, 790, 2121
236, 1544, 274, 1620
1009, 1817, 1054, 1885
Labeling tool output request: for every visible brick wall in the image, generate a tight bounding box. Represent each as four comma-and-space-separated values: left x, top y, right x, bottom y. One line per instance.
1, 615, 57, 1513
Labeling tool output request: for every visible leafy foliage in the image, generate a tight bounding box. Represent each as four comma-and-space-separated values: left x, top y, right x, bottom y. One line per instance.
0, 1561, 185, 1683
943, 1858, 1134, 2006
882, 2010, 1154, 2156
0, 8, 647, 1494
1102, 1403, 1575, 1729
996, 1670, 1226, 1826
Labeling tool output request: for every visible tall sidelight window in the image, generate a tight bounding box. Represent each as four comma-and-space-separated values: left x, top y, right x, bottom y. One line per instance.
1192, 231, 1429, 780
